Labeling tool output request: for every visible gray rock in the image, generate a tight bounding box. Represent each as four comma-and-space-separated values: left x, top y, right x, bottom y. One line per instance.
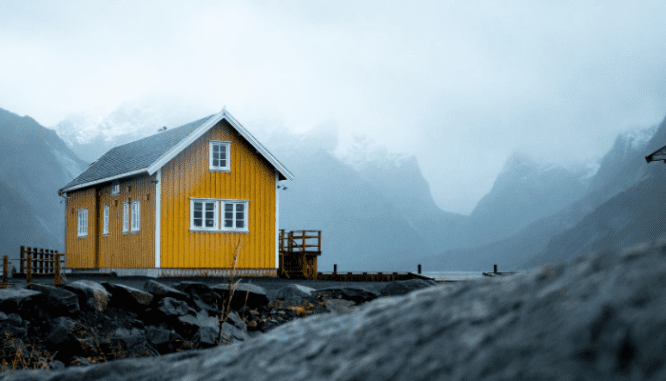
314, 286, 380, 303
212, 283, 270, 310
64, 280, 112, 313
3, 236, 666, 380
275, 284, 316, 303
377, 279, 439, 297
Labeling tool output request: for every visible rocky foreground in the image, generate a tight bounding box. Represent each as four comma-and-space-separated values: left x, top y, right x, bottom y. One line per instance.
3, 235, 666, 380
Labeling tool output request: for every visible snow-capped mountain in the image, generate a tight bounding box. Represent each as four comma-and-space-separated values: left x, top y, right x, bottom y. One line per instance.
54, 96, 212, 163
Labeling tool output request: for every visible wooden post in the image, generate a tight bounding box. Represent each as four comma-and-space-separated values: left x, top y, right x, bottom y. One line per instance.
55, 253, 61, 286
26, 255, 32, 285
318, 231, 321, 252
418, 264, 422, 274
20, 246, 25, 274
39, 248, 44, 274
494, 264, 498, 274
2, 255, 7, 287
334, 264, 337, 274
302, 232, 306, 254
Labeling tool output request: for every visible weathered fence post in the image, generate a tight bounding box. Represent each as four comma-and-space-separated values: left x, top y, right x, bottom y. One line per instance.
55, 253, 61, 286
318, 231, 321, 252
39, 248, 44, 274
20, 246, 25, 274
418, 264, 422, 274
334, 264, 337, 274
26, 254, 32, 285
494, 264, 498, 274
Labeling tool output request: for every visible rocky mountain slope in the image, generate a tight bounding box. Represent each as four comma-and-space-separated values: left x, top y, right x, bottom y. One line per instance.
0, 108, 88, 260
414, 122, 661, 271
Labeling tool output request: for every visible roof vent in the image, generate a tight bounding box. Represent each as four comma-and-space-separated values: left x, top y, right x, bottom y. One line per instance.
158, 126, 167, 132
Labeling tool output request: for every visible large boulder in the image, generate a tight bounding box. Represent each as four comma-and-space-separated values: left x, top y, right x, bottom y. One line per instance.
3, 236, 666, 380
64, 280, 112, 313
275, 284, 316, 303
211, 283, 270, 310
314, 286, 380, 304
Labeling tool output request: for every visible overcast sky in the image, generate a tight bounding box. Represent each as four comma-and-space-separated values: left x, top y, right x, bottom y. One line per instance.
2, 0, 666, 214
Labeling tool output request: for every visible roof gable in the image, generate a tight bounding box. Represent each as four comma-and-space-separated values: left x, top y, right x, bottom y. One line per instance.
59, 109, 294, 194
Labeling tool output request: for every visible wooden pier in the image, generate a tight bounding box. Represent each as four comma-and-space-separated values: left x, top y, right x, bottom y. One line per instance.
278, 230, 322, 279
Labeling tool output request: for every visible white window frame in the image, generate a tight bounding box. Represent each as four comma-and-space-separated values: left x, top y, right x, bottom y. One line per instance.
209, 141, 231, 172
131, 201, 140, 233
77, 209, 88, 237
103, 205, 109, 235
112, 181, 120, 195
190, 199, 219, 231
221, 200, 249, 232
190, 198, 248, 233
123, 202, 129, 233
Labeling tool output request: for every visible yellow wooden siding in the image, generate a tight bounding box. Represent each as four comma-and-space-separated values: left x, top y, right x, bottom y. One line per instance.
65, 187, 98, 268
97, 175, 156, 268
160, 119, 276, 269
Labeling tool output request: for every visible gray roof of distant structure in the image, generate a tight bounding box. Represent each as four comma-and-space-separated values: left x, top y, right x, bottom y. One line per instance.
645, 143, 666, 163
59, 110, 294, 194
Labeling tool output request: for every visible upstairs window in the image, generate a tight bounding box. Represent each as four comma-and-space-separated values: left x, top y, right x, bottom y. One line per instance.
112, 181, 120, 195
209, 141, 231, 171
131, 201, 141, 232
77, 209, 88, 237
103, 205, 109, 235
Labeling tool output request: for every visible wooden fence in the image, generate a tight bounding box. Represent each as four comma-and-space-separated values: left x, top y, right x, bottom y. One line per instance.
0, 247, 66, 289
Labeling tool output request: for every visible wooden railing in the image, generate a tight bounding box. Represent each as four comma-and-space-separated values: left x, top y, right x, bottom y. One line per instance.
279, 230, 321, 253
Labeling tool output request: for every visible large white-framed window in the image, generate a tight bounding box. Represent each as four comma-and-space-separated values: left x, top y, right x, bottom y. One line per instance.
77, 209, 88, 237
222, 201, 247, 231
190, 198, 248, 232
112, 181, 120, 195
123, 202, 129, 233
209, 141, 231, 171
191, 199, 218, 230
102, 205, 109, 235
131, 201, 140, 233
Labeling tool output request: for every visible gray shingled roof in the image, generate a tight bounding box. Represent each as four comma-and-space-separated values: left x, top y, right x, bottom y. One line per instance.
60, 115, 215, 192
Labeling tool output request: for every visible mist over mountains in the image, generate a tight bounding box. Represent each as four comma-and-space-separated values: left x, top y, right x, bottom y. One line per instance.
0, 108, 88, 261
1, 100, 664, 273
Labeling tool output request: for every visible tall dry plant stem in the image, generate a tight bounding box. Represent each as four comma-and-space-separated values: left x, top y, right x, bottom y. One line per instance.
217, 237, 243, 346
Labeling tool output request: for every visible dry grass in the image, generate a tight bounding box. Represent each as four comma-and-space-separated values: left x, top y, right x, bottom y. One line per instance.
0, 237, 329, 377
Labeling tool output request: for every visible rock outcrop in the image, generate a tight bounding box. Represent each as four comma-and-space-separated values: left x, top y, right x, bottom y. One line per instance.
3, 235, 666, 380
0, 277, 432, 376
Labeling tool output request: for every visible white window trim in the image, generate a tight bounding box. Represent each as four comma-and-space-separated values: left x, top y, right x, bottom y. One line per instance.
112, 181, 120, 195
131, 200, 141, 233
103, 205, 109, 235
190, 198, 249, 233
209, 140, 231, 172
122, 202, 129, 233
190, 199, 218, 231
77, 209, 88, 237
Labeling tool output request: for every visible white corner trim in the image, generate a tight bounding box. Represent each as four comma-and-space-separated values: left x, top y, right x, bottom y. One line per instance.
146, 110, 295, 181
155, 169, 161, 268
275, 171, 279, 270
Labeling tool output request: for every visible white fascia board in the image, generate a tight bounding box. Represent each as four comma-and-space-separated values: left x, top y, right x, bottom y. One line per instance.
223, 111, 295, 181
146, 109, 295, 181
59, 168, 148, 194
147, 111, 224, 175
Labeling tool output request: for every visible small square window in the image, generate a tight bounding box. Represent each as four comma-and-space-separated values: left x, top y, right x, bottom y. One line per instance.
209, 141, 231, 171
112, 181, 120, 195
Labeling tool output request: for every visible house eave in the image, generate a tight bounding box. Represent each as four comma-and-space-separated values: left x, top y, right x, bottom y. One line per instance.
58, 168, 149, 194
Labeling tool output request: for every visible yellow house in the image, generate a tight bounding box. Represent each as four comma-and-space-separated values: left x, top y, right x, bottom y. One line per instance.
57, 109, 294, 277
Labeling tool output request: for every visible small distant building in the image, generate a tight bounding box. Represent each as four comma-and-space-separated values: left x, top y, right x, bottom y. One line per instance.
645, 144, 666, 164
57, 109, 294, 277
